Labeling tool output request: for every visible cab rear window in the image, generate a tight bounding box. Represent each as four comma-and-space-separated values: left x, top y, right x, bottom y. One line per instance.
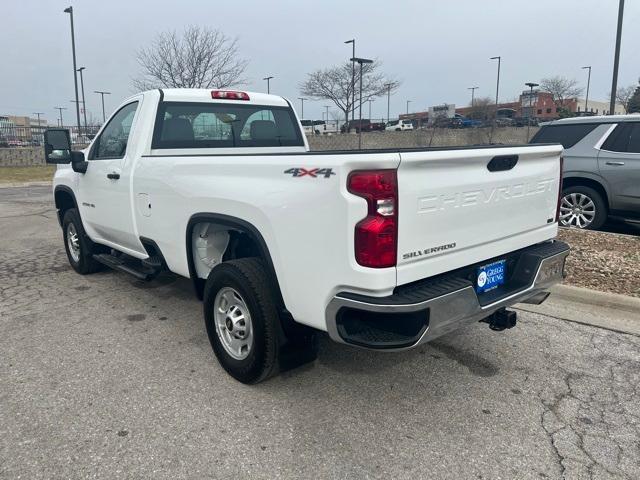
529, 123, 599, 149
152, 102, 304, 149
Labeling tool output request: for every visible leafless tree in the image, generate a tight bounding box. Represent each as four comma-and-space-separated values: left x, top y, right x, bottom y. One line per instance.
466, 96, 494, 121
612, 85, 637, 113
132, 26, 248, 91
540, 76, 584, 107
300, 62, 400, 125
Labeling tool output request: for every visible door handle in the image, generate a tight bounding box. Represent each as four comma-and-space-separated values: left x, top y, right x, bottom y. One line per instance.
605, 161, 625, 166
107, 172, 120, 179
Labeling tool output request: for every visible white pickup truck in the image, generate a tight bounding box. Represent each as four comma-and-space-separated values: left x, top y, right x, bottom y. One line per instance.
45, 89, 569, 384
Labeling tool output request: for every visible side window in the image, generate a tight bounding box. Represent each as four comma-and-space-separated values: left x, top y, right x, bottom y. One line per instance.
627, 124, 640, 154
529, 123, 599, 148
601, 123, 632, 153
92, 102, 138, 159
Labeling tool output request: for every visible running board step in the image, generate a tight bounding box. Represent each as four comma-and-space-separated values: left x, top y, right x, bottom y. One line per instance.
93, 253, 155, 281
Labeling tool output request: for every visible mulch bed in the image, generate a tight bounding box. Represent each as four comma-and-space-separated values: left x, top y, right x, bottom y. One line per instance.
558, 228, 640, 298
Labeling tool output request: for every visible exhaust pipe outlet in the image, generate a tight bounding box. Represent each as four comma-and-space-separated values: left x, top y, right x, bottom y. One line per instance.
481, 308, 517, 332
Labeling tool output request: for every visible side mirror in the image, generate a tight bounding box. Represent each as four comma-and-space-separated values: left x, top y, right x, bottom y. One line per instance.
71, 151, 88, 174
44, 129, 72, 164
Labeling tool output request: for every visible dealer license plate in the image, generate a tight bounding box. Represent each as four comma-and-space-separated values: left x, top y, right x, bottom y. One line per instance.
476, 260, 506, 293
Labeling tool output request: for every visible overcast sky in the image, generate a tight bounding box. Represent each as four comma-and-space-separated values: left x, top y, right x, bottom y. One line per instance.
2, 0, 639, 124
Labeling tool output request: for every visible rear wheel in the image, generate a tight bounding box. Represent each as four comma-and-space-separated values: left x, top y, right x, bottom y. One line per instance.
203, 258, 280, 384
559, 186, 607, 230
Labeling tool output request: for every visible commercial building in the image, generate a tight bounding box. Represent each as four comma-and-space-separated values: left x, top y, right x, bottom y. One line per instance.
0, 115, 48, 144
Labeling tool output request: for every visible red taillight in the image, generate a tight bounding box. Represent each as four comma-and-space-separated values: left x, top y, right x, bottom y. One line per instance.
348, 170, 398, 268
211, 90, 250, 101
555, 156, 564, 222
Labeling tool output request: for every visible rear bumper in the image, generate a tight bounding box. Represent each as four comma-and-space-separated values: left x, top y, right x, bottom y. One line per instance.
325, 240, 570, 351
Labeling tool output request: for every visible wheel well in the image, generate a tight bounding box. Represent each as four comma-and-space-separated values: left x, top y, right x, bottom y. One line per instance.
186, 214, 285, 308
562, 177, 609, 209
54, 188, 77, 226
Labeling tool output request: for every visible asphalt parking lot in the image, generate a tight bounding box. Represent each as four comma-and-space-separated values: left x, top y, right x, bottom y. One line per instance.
1, 185, 639, 480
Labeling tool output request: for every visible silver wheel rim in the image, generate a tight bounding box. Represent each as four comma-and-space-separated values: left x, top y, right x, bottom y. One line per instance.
559, 192, 596, 228
66, 222, 81, 262
213, 287, 253, 360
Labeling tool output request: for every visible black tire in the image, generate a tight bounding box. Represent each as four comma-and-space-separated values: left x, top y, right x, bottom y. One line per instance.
62, 208, 103, 274
203, 258, 280, 384
560, 185, 607, 230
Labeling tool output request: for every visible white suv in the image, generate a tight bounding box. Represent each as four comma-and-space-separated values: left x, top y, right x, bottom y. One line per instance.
386, 119, 414, 131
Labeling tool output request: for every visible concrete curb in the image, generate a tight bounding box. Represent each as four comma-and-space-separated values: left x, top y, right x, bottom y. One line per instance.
0, 180, 52, 188
516, 284, 640, 336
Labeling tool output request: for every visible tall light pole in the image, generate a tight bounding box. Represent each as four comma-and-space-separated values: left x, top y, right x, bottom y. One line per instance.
406, 100, 411, 114
94, 91, 110, 123
609, 0, 625, 115
525, 82, 539, 142
297, 97, 306, 120
345, 39, 355, 122
64, 6, 82, 134
368, 99, 373, 120
263, 76, 273, 94
581, 66, 592, 114
384, 83, 392, 123
490, 56, 501, 111
32, 112, 43, 126
351, 57, 373, 149
77, 67, 88, 133
468, 86, 479, 106
324, 105, 330, 125
55, 107, 67, 127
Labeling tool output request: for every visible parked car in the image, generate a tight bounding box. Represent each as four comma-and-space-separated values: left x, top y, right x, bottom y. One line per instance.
385, 119, 414, 131
369, 121, 386, 132
514, 117, 539, 127
45, 88, 568, 383
314, 121, 339, 135
530, 114, 640, 230
300, 120, 325, 135
340, 119, 371, 133
454, 114, 483, 128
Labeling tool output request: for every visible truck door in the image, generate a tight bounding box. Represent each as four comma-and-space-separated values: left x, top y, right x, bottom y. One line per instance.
76, 100, 144, 255
598, 122, 640, 213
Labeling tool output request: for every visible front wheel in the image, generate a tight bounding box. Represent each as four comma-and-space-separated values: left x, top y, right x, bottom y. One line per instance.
62, 208, 103, 274
559, 186, 607, 230
203, 258, 280, 384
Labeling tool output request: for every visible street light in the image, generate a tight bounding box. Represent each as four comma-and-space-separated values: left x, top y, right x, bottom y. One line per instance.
525, 82, 539, 142
581, 66, 592, 115
384, 83, 392, 123
345, 39, 355, 122
468, 86, 479, 106
297, 97, 306, 120
490, 56, 501, 108
263, 76, 273, 94
609, 0, 625, 115
77, 66, 88, 134
406, 100, 411, 115
323, 105, 330, 125
351, 56, 373, 149
32, 112, 44, 126
94, 91, 111, 123
54, 106, 67, 127
368, 99, 373, 120
64, 6, 82, 134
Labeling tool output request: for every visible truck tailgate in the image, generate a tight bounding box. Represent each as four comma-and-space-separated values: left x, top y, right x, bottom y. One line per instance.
396, 145, 563, 286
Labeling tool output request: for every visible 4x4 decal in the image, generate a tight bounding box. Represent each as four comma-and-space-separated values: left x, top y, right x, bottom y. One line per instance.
284, 168, 335, 178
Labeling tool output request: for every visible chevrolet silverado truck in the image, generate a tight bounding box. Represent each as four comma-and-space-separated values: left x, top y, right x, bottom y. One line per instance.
44, 89, 570, 384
